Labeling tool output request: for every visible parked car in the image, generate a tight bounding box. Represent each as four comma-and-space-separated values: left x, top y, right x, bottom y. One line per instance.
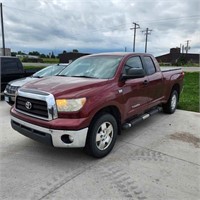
4, 63, 68, 105
1, 56, 24, 100
1, 56, 42, 100
10, 53, 184, 158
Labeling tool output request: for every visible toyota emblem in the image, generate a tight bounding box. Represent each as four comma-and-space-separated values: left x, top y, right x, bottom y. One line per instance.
25, 101, 32, 110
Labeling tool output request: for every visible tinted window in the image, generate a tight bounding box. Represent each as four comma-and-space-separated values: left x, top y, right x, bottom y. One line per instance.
1, 58, 21, 74
144, 57, 156, 75
123, 56, 143, 74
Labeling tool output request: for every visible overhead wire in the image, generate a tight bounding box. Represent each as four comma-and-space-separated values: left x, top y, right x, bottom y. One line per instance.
2, 3, 200, 52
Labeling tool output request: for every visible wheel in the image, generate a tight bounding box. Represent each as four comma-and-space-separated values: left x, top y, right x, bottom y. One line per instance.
163, 90, 178, 114
85, 113, 118, 158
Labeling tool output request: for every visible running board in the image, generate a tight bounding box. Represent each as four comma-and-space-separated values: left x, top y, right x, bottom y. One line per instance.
122, 107, 162, 130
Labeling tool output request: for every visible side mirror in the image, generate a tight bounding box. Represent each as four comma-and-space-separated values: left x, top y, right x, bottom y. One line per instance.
120, 68, 145, 81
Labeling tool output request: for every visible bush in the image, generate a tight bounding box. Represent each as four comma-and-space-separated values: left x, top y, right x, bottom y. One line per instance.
176, 55, 187, 66
22, 57, 43, 63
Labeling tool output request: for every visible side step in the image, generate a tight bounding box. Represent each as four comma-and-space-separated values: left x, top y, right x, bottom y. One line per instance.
122, 107, 162, 130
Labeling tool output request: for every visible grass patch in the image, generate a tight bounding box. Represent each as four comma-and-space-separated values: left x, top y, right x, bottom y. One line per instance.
178, 72, 199, 112
42, 58, 59, 63
182, 63, 199, 67
23, 66, 44, 70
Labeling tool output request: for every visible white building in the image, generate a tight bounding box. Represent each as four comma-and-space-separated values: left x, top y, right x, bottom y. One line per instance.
0, 48, 11, 56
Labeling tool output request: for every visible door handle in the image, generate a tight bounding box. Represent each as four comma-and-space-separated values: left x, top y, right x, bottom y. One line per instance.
143, 80, 149, 86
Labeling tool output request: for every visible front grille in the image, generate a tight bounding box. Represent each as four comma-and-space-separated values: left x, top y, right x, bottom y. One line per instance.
16, 96, 48, 119
5, 84, 20, 94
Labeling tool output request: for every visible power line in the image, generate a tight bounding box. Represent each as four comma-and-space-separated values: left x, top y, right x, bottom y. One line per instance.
142, 28, 152, 53
130, 22, 140, 52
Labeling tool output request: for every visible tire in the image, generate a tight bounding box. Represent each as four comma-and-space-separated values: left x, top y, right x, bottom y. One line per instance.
85, 113, 118, 158
0, 95, 4, 101
163, 90, 178, 114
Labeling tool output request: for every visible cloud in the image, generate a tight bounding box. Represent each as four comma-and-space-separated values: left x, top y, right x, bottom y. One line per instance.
1, 0, 200, 55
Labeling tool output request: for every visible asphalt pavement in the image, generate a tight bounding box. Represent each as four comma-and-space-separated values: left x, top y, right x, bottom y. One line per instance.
0, 100, 200, 200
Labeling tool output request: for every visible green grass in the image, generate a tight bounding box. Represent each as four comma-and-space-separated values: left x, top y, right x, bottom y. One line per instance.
42, 58, 59, 63
23, 66, 44, 70
182, 63, 199, 67
178, 72, 199, 112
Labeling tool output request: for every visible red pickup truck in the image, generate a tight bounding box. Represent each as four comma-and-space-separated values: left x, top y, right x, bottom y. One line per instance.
10, 53, 184, 158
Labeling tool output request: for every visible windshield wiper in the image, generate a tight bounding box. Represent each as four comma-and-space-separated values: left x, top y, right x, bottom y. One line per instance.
56, 75, 99, 78
32, 76, 43, 78
56, 74, 66, 77
70, 75, 98, 79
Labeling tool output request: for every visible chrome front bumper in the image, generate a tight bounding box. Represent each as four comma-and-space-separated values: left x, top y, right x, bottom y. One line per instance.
4, 91, 15, 102
11, 116, 88, 148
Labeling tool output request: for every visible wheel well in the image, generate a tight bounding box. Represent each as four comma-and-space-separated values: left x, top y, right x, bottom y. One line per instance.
90, 106, 121, 135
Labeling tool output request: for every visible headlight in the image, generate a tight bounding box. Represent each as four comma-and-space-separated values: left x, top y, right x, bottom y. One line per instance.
56, 98, 86, 112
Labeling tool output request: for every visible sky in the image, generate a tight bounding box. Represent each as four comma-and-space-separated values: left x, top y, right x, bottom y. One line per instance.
1, 0, 200, 56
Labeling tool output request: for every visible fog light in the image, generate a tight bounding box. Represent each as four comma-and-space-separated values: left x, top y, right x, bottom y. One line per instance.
69, 135, 74, 142
61, 134, 74, 144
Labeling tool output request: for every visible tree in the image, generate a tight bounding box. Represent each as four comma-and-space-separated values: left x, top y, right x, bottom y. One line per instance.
176, 55, 187, 66
51, 51, 55, 58
28, 51, 40, 56
11, 52, 17, 57
40, 54, 46, 58
72, 49, 79, 53
17, 51, 26, 55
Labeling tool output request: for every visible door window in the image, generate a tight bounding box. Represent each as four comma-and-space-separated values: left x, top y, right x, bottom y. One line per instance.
1, 58, 19, 74
143, 57, 156, 75
123, 56, 143, 74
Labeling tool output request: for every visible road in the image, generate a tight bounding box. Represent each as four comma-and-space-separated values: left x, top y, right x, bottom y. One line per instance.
0, 100, 200, 200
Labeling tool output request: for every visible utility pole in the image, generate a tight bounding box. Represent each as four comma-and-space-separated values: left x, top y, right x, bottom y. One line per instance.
0, 3, 5, 56
142, 28, 152, 53
180, 43, 182, 53
182, 45, 185, 53
185, 40, 191, 54
130, 22, 140, 52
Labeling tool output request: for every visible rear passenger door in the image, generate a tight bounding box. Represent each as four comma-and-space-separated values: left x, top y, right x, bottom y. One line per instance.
142, 56, 164, 107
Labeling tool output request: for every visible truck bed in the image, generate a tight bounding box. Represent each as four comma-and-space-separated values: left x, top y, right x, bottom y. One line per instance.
160, 67, 182, 72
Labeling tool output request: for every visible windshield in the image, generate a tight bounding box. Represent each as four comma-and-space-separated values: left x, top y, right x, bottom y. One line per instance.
59, 56, 123, 79
32, 64, 67, 78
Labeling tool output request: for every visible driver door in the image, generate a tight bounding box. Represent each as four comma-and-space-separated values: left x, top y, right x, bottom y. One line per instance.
121, 56, 149, 119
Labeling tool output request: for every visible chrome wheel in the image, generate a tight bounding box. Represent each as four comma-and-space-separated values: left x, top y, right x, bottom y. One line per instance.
171, 94, 177, 111
85, 113, 118, 158
96, 122, 114, 151
163, 90, 179, 114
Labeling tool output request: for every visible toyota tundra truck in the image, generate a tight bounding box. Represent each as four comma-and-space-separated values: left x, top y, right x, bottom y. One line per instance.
10, 53, 184, 158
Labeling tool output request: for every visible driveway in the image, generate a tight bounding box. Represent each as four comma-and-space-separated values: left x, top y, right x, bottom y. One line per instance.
0, 101, 200, 200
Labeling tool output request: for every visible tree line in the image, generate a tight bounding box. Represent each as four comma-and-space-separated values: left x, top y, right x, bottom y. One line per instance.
11, 49, 79, 58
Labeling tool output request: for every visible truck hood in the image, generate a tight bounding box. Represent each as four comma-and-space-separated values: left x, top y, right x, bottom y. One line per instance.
23, 76, 110, 98
9, 77, 39, 87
